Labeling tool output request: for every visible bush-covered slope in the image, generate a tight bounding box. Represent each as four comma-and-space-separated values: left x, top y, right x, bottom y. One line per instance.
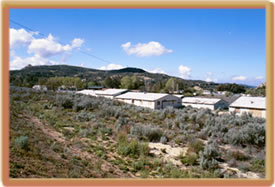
10, 86, 265, 178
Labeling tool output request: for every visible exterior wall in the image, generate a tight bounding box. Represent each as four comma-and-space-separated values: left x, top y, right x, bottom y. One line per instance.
116, 98, 155, 109
97, 95, 114, 99
116, 96, 181, 110
182, 103, 215, 110
229, 107, 265, 118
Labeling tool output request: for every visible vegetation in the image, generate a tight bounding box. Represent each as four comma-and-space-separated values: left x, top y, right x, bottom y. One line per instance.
217, 83, 246, 94
10, 86, 266, 178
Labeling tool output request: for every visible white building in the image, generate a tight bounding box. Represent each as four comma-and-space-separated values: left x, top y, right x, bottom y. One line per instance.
32, 85, 47, 91
182, 97, 228, 110
76, 89, 97, 96
115, 92, 182, 109
76, 88, 128, 99
202, 90, 211, 95
173, 94, 184, 99
229, 96, 266, 118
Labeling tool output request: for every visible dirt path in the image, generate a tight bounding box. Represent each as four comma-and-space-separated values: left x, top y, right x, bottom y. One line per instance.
29, 116, 131, 178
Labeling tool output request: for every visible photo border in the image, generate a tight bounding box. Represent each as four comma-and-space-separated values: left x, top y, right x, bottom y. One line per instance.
2, 1, 274, 186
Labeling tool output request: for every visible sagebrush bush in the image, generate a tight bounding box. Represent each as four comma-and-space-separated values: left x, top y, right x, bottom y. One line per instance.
199, 141, 220, 170
224, 122, 265, 147
14, 136, 29, 150
56, 94, 74, 108
130, 124, 163, 142
180, 152, 198, 166
117, 134, 149, 158
75, 110, 95, 122
115, 117, 129, 131
188, 139, 204, 154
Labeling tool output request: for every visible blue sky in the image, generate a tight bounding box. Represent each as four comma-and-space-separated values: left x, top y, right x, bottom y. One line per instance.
9, 9, 265, 86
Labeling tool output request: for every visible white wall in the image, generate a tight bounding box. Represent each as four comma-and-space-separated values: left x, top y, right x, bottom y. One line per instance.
116, 95, 181, 110
229, 107, 266, 118
182, 103, 215, 110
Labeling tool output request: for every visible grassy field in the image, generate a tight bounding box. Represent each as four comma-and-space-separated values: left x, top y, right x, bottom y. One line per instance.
9, 86, 265, 178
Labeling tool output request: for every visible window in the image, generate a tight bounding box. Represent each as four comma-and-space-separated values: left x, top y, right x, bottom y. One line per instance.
132, 99, 134, 104
157, 101, 160, 105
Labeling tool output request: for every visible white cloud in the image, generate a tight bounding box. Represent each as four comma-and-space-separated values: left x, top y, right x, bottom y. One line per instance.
255, 76, 264, 80
146, 68, 166, 74
10, 54, 59, 70
232, 75, 247, 81
10, 28, 85, 70
10, 28, 37, 48
28, 34, 72, 58
121, 41, 172, 57
72, 38, 84, 48
99, 63, 125, 70
178, 65, 191, 79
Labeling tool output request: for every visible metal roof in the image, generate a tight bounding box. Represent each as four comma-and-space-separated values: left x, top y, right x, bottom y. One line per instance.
182, 97, 221, 105
95, 89, 128, 96
76, 90, 97, 96
229, 96, 265, 109
116, 92, 171, 101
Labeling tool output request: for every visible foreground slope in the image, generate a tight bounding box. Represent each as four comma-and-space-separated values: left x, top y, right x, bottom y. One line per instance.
10, 87, 265, 178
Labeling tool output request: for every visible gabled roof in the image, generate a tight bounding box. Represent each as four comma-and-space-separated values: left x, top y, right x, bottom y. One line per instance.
229, 96, 265, 109
182, 97, 222, 105
95, 89, 128, 96
116, 92, 173, 101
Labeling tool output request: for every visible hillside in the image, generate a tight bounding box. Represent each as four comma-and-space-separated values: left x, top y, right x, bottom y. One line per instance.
10, 65, 217, 89
10, 86, 265, 178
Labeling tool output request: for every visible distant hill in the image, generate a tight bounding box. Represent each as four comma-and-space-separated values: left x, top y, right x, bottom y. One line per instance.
10, 64, 217, 89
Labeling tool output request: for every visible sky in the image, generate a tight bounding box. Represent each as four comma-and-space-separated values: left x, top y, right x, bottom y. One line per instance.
9, 9, 266, 86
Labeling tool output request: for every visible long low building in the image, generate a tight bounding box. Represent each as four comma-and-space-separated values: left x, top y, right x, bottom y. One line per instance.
76, 89, 128, 99
182, 97, 229, 110
229, 96, 266, 118
115, 92, 182, 109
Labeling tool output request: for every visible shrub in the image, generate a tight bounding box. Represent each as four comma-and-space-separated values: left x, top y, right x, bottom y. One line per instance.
180, 152, 198, 166
75, 111, 95, 122
117, 134, 149, 158
199, 141, 220, 170
229, 151, 250, 161
130, 124, 163, 142
224, 122, 265, 147
115, 117, 128, 132
14, 136, 29, 150
56, 94, 74, 108
249, 159, 265, 173
188, 139, 204, 154
160, 136, 168, 144
73, 95, 98, 111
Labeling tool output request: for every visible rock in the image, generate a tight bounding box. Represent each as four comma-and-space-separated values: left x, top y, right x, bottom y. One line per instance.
63, 127, 74, 132
148, 142, 188, 167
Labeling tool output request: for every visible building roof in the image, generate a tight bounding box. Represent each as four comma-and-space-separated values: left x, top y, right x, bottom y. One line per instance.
229, 96, 265, 109
116, 92, 171, 101
88, 85, 104, 89
76, 90, 97, 96
182, 97, 222, 105
95, 89, 128, 96
173, 94, 184, 98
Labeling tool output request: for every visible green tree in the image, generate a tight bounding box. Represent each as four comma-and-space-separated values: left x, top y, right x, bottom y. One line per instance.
120, 76, 132, 89
165, 78, 176, 93
131, 75, 143, 89
45, 77, 62, 91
